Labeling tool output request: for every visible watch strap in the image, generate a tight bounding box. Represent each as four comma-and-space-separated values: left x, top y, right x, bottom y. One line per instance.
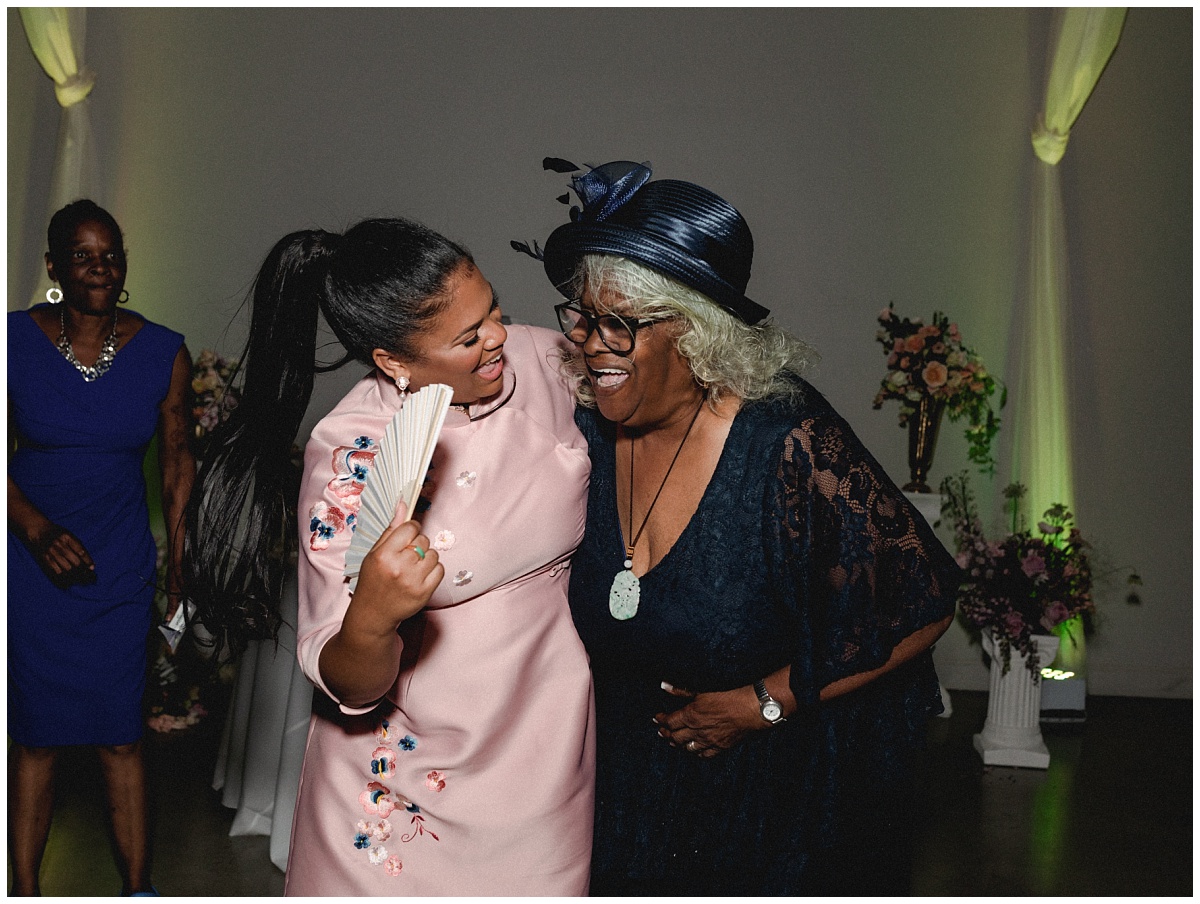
753, 679, 771, 703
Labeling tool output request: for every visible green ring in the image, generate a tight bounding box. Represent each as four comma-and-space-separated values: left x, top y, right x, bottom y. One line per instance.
412, 545, 426, 560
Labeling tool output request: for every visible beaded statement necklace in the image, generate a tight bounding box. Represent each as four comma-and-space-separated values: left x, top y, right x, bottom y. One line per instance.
609, 399, 705, 620
56, 308, 119, 382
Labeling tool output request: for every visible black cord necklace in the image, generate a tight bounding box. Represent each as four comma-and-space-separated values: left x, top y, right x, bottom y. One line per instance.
609, 398, 705, 620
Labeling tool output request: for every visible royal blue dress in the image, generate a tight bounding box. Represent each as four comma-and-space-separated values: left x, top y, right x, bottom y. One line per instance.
570, 380, 960, 895
8, 305, 184, 747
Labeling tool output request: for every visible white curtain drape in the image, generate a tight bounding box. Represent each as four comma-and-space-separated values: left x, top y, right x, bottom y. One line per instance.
1012, 7, 1127, 522
19, 6, 100, 308
1012, 8, 1126, 678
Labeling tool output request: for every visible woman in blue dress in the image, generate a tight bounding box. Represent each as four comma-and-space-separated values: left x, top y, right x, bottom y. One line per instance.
8, 200, 194, 896
529, 161, 960, 894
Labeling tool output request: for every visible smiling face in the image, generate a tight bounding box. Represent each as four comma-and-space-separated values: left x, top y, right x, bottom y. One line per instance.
45, 219, 127, 314
374, 262, 508, 406
575, 285, 701, 431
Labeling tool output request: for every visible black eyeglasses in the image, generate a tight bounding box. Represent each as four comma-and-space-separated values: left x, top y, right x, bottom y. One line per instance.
554, 302, 655, 356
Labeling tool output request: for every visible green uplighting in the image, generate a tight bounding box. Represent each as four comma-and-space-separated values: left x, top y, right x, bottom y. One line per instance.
1041, 668, 1076, 681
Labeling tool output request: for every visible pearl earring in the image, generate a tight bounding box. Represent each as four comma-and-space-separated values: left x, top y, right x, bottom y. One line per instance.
395, 375, 409, 394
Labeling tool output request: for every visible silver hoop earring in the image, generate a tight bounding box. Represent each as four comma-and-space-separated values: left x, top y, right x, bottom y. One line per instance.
46, 287, 63, 304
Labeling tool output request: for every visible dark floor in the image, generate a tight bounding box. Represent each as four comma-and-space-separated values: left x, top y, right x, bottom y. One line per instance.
9, 689, 1193, 896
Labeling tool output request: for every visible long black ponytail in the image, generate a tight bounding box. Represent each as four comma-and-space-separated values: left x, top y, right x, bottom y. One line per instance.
183, 218, 472, 658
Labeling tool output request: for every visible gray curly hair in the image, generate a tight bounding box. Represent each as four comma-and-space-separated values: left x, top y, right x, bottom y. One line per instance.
560, 254, 818, 408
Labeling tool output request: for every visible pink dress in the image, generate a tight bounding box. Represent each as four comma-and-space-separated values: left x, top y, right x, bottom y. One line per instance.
285, 325, 595, 896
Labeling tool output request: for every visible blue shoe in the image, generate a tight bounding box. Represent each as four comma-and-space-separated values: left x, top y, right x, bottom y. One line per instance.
124, 887, 159, 897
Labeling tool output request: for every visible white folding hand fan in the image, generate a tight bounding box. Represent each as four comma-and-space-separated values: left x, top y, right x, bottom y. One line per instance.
343, 383, 454, 589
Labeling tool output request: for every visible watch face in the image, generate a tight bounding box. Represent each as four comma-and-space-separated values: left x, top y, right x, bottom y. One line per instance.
762, 701, 783, 722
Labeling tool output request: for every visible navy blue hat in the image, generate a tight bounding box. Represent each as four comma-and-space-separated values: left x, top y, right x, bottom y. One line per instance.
534, 160, 770, 325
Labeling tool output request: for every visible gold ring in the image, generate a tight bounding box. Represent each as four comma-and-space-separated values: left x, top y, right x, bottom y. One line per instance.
686, 741, 699, 752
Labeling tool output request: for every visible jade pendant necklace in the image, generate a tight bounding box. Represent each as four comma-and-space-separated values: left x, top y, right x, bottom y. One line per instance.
609, 399, 705, 620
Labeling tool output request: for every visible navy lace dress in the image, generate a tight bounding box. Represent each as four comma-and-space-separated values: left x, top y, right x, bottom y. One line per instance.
569, 380, 959, 895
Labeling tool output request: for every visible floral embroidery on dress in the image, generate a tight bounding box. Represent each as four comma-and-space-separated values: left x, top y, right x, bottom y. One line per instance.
432, 530, 455, 551
358, 818, 393, 843
456, 470, 477, 488
360, 781, 397, 817
353, 717, 440, 876
328, 441, 378, 514
308, 501, 347, 551
371, 747, 397, 779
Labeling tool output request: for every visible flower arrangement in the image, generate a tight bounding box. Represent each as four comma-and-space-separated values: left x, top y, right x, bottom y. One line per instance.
146, 653, 209, 734
191, 348, 242, 449
872, 304, 1004, 475
144, 346, 243, 733
940, 472, 1095, 677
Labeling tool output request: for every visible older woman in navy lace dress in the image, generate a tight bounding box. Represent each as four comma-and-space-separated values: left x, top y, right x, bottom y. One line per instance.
527, 160, 959, 895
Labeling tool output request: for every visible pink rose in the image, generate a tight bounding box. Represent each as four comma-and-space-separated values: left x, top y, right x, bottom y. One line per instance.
922, 361, 949, 389
904, 335, 925, 353
1021, 551, 1046, 577
1041, 600, 1071, 630
1004, 611, 1025, 637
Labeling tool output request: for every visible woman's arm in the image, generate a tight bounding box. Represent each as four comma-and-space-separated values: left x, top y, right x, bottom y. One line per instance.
158, 345, 197, 619
656, 403, 959, 756
317, 507, 443, 707
8, 400, 94, 582
654, 614, 952, 755
817, 614, 953, 701
8, 474, 95, 581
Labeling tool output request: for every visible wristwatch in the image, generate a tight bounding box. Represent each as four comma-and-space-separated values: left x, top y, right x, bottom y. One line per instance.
754, 679, 786, 725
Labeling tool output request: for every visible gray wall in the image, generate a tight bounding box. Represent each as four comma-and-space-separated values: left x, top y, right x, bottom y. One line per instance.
9, 8, 1190, 697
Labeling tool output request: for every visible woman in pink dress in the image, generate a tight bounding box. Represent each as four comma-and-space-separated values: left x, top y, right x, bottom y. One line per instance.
185, 218, 594, 895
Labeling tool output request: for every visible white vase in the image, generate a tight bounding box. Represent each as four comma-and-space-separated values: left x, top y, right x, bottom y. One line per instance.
973, 629, 1060, 769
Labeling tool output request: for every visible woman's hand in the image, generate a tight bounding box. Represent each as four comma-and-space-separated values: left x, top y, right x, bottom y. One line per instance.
320, 501, 445, 708
31, 524, 96, 588
8, 474, 95, 588
652, 683, 765, 758
348, 509, 443, 635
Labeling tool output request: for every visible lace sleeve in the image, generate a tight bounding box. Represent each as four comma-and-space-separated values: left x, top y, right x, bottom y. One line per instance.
766, 403, 959, 706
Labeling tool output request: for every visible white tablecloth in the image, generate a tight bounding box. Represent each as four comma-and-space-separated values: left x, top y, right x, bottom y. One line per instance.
211, 576, 313, 872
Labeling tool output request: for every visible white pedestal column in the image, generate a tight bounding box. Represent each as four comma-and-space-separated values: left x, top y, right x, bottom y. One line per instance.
973, 630, 1060, 769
